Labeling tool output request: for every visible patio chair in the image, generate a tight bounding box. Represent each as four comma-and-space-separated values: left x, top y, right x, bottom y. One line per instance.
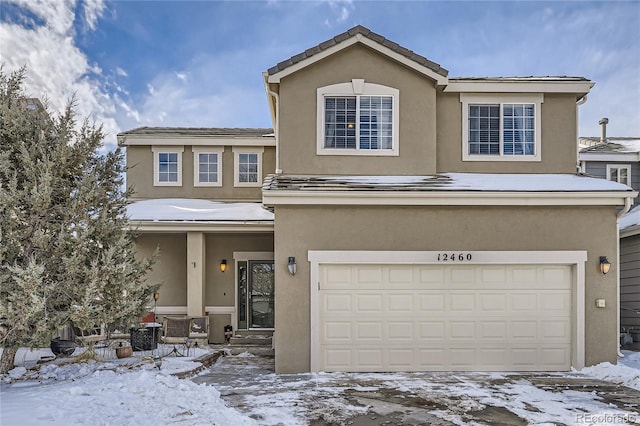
189, 316, 209, 347
161, 316, 191, 356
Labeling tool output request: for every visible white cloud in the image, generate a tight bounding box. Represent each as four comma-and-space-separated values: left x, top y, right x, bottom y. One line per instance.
0, 0, 119, 151
116, 67, 128, 77
82, 0, 105, 31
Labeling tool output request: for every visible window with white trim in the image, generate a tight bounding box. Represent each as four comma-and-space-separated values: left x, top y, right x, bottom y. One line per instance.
317, 80, 399, 156
193, 147, 223, 187
606, 164, 631, 185
152, 146, 183, 186
461, 94, 543, 162
233, 147, 263, 187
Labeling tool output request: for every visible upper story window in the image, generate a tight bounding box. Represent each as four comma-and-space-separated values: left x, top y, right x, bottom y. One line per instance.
193, 147, 223, 187
317, 79, 399, 156
152, 146, 183, 186
607, 164, 631, 186
461, 94, 543, 162
233, 147, 263, 187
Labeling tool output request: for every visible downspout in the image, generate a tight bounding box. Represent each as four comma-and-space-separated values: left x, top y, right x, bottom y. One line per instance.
267, 88, 281, 174
576, 95, 588, 172
616, 196, 633, 357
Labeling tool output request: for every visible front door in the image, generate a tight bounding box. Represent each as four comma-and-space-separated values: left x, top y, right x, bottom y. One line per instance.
238, 260, 274, 329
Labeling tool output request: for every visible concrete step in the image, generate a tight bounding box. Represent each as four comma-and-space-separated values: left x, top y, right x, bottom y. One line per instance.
229, 334, 272, 346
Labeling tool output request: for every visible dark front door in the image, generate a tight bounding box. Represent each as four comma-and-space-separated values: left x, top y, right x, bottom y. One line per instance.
238, 260, 274, 329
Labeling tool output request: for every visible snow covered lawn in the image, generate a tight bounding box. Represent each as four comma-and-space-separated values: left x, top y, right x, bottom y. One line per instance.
1, 348, 639, 425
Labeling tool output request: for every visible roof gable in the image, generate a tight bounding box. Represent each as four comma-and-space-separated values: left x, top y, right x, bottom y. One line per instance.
266, 25, 449, 85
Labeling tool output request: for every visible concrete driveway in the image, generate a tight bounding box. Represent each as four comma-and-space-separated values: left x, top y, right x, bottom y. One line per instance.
192, 350, 640, 425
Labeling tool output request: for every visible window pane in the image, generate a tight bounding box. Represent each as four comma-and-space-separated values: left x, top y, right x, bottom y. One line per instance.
359, 96, 393, 150
238, 152, 259, 183
157, 152, 179, 182
324, 96, 356, 149
503, 104, 535, 156
468, 104, 499, 155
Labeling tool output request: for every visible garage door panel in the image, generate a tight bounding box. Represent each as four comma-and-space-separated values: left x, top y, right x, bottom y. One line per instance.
541, 293, 571, 311
388, 267, 414, 288
480, 294, 508, 310
479, 321, 508, 339
323, 294, 352, 312
319, 264, 572, 372
355, 294, 383, 312
419, 294, 445, 311
324, 266, 353, 288
387, 322, 414, 340
322, 321, 352, 340
450, 294, 476, 311
356, 322, 383, 340
419, 321, 446, 339
387, 294, 415, 312
356, 266, 383, 287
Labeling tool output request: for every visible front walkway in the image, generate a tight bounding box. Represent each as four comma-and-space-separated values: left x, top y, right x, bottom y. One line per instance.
193, 352, 640, 425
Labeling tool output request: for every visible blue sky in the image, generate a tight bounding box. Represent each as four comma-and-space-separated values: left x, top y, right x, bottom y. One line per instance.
1, 0, 639, 152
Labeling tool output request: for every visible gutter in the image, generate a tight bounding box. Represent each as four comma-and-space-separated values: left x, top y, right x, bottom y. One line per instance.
263, 73, 281, 174
616, 195, 634, 358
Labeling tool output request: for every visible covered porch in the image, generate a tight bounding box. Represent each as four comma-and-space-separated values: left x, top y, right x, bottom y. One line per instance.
128, 199, 275, 343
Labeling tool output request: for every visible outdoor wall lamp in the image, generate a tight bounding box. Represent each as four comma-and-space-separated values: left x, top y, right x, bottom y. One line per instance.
220, 259, 227, 273
288, 257, 297, 276
599, 256, 611, 275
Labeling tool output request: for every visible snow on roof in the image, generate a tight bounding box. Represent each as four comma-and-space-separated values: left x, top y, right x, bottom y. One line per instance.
580, 138, 640, 153
265, 173, 634, 192
620, 205, 640, 231
127, 199, 274, 222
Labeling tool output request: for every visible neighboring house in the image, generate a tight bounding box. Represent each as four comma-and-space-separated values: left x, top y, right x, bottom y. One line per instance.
579, 127, 640, 336
118, 26, 636, 374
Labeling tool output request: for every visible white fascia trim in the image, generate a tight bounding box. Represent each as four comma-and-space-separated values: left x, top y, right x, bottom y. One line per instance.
123, 136, 275, 147
233, 147, 264, 187
308, 250, 586, 372
461, 93, 543, 162
232, 252, 274, 261
268, 34, 448, 86
152, 146, 183, 187
444, 81, 594, 93
156, 306, 188, 315
262, 190, 635, 206
128, 221, 274, 233
620, 224, 640, 238
317, 80, 400, 157
579, 153, 640, 162
193, 147, 224, 187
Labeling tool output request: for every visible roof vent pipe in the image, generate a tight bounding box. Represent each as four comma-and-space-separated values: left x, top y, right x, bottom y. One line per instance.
599, 117, 609, 143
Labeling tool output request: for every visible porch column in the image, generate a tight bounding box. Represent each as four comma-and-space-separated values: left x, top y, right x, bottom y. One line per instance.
186, 232, 206, 317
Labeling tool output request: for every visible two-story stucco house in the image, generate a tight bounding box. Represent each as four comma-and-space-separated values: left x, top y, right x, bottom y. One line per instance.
118, 26, 636, 374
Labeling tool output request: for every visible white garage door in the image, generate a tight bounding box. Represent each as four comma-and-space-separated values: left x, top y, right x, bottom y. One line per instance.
319, 264, 572, 372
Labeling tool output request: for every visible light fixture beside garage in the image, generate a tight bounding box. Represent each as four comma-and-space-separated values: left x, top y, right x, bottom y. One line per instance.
288, 257, 297, 276
220, 259, 227, 273
599, 256, 611, 275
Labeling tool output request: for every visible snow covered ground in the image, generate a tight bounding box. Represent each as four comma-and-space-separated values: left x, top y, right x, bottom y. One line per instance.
1, 348, 639, 425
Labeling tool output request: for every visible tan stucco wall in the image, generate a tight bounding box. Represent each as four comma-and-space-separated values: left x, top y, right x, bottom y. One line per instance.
278, 43, 438, 175
204, 233, 274, 307
126, 145, 276, 200
273, 205, 619, 373
135, 233, 187, 306
436, 92, 579, 173
135, 232, 274, 310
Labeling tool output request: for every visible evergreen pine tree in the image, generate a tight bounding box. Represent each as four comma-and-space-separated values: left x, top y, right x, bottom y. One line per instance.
0, 68, 157, 373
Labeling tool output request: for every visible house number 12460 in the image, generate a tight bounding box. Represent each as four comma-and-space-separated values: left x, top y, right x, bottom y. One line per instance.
437, 253, 472, 262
